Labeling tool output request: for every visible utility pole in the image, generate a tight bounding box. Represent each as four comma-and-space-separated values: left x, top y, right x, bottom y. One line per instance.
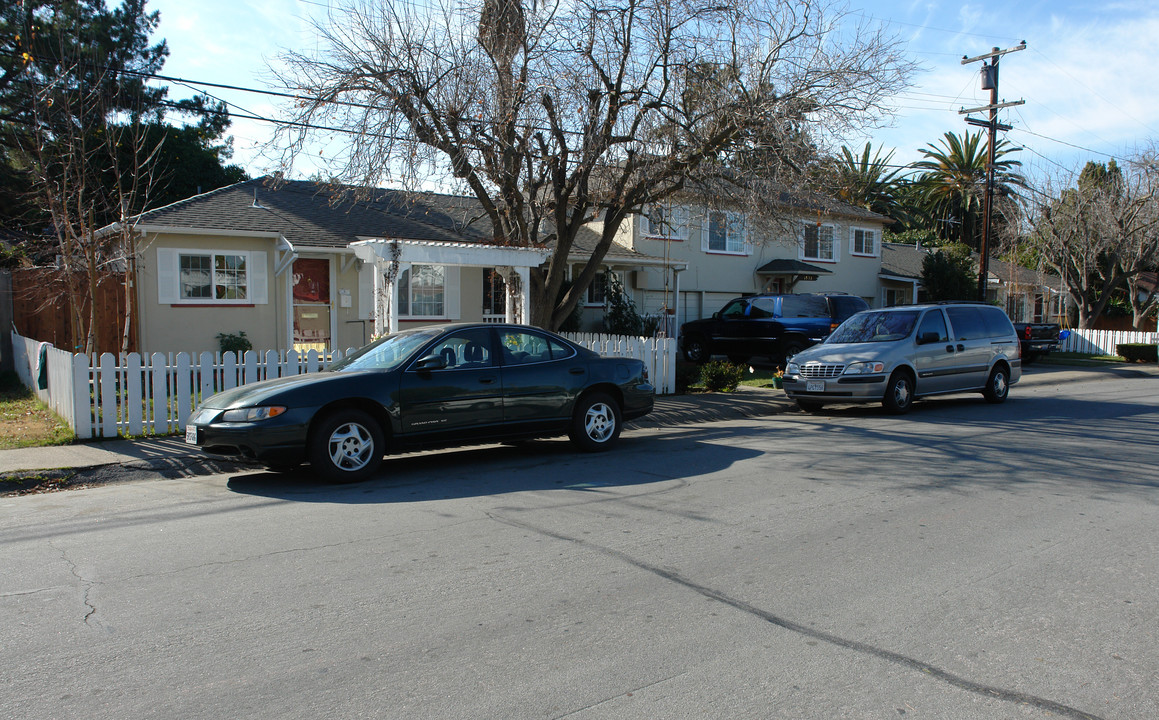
960, 42, 1025, 302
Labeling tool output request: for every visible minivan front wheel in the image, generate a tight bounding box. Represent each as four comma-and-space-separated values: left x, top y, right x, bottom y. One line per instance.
882, 370, 914, 414
983, 365, 1010, 404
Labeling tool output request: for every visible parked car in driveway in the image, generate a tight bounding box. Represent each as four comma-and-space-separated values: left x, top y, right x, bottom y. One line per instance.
185, 324, 654, 481
680, 293, 870, 364
782, 302, 1021, 413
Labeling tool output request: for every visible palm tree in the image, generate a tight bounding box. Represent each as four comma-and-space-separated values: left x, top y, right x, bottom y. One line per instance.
913, 130, 1025, 251
826, 141, 908, 223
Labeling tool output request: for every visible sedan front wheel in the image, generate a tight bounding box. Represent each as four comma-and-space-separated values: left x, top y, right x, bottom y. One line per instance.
308, 409, 384, 482
569, 393, 622, 452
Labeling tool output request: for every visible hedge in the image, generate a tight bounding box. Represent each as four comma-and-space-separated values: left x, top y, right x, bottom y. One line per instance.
1116, 343, 1158, 363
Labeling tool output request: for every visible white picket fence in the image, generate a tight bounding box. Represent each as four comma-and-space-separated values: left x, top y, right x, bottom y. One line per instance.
1057, 328, 1158, 355
11, 330, 676, 440
562, 333, 677, 397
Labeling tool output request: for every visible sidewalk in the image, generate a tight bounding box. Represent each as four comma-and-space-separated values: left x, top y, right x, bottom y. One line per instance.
0, 385, 793, 480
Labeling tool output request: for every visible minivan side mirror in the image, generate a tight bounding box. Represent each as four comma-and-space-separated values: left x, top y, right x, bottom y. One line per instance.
916, 331, 941, 345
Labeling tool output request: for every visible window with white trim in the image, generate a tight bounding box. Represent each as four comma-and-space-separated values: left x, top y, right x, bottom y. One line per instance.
574, 266, 624, 305
157, 248, 268, 305
850, 227, 878, 256
398, 265, 446, 317
645, 203, 687, 240
704, 210, 747, 254
802, 223, 836, 261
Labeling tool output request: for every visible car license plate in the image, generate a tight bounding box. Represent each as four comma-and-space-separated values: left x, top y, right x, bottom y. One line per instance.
185, 424, 200, 445
806, 380, 825, 393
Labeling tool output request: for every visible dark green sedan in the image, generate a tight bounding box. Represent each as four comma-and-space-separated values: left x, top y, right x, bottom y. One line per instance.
185, 324, 655, 481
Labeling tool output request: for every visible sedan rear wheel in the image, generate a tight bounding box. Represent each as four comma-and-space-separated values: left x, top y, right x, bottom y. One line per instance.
569, 393, 622, 452
308, 409, 384, 482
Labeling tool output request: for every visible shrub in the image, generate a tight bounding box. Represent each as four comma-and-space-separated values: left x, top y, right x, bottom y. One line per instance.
700, 360, 745, 392
217, 331, 252, 355
1116, 343, 1158, 363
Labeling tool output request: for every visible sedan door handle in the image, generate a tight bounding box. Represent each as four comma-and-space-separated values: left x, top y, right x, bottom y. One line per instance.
568, 367, 586, 375
478, 376, 497, 385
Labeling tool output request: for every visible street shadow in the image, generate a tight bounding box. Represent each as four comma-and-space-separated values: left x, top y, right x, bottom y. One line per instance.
781, 392, 1159, 500
225, 431, 762, 504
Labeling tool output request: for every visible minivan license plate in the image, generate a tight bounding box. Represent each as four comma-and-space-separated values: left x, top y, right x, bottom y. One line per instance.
806, 380, 825, 393
185, 425, 199, 445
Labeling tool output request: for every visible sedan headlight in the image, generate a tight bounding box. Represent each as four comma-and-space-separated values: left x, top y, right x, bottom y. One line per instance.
843, 361, 885, 375
221, 406, 288, 422
786, 362, 800, 375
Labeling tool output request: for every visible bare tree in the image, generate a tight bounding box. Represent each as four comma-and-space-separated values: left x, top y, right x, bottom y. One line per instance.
271, 0, 914, 329
20, 51, 165, 354
1026, 154, 1159, 329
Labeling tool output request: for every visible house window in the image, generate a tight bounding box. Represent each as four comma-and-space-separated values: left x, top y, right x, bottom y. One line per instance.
705, 211, 747, 254
179, 252, 247, 301
883, 287, 911, 307
398, 265, 446, 317
645, 204, 686, 240
850, 227, 877, 256
803, 223, 836, 261
158, 248, 268, 306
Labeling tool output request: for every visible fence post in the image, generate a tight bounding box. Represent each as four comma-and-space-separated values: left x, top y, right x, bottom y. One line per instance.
125, 353, 143, 436
176, 353, 192, 429
98, 353, 117, 438
71, 353, 91, 439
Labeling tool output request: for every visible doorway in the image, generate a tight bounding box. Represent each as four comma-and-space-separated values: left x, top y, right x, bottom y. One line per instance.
293, 258, 331, 352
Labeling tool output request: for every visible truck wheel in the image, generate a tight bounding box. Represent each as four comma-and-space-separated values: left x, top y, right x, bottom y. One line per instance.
882, 370, 914, 414
683, 337, 709, 364
982, 365, 1010, 404
780, 341, 806, 363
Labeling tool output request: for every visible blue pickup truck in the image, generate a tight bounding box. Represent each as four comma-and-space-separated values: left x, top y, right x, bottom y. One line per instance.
680, 293, 870, 364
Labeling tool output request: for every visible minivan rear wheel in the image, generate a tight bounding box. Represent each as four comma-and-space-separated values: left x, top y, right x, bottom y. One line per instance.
882, 370, 914, 414
982, 365, 1010, 404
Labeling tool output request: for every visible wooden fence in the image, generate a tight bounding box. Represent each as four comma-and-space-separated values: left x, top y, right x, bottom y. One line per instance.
12, 330, 676, 439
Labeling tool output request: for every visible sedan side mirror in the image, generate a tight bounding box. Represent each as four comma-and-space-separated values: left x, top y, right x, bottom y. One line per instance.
712, 311, 721, 320
414, 354, 448, 371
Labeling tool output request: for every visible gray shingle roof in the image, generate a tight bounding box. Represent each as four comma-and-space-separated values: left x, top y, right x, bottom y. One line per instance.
132, 177, 496, 247
880, 242, 927, 281
129, 177, 667, 266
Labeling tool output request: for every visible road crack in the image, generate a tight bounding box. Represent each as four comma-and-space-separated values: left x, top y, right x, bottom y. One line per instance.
489, 513, 1106, 720
52, 543, 97, 625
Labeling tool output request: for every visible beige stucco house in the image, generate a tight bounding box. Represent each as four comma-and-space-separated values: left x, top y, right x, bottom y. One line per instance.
614, 194, 892, 324
112, 178, 680, 354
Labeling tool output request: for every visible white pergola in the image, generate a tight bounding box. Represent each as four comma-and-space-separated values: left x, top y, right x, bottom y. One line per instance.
351, 238, 552, 336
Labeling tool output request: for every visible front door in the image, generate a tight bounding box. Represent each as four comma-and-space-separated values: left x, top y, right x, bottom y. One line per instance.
293, 258, 331, 352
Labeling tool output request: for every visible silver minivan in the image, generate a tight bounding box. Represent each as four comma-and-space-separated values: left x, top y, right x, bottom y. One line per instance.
782, 302, 1022, 413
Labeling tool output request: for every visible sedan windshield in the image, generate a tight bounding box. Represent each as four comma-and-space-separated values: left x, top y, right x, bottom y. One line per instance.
331, 328, 443, 371
828, 311, 920, 344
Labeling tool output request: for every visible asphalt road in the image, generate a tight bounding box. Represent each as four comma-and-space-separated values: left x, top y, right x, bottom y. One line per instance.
2, 371, 1157, 719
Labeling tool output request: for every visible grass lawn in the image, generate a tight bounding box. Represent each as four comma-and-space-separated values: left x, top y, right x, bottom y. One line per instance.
0, 372, 75, 450
1036, 352, 1127, 366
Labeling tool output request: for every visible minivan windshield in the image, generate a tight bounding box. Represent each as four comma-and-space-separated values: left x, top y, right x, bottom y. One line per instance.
331, 328, 443, 371
828, 310, 920, 344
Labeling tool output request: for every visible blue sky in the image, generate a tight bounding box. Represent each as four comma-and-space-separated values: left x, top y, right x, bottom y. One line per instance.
148, 0, 1159, 183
